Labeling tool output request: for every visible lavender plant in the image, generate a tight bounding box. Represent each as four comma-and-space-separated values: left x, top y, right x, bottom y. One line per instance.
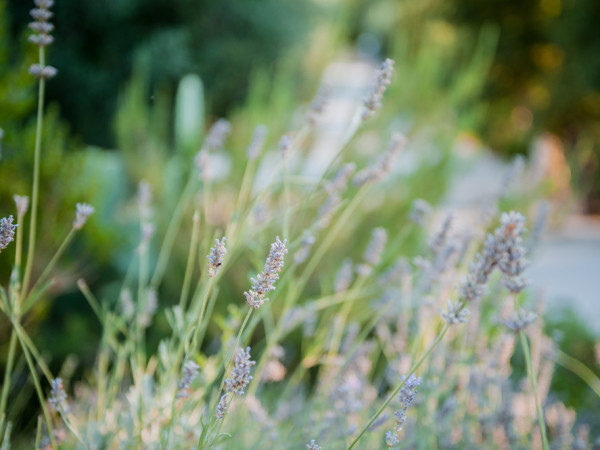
1, 3, 598, 449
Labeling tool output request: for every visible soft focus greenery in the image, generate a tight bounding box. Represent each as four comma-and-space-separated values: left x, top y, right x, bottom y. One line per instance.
1, 0, 599, 448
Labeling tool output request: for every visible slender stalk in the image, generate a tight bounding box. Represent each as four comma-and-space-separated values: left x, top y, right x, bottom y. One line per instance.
151, 174, 196, 287
22, 47, 46, 299
199, 308, 253, 448
179, 211, 201, 311
0, 332, 17, 431
554, 349, 600, 398
347, 325, 448, 450
13, 325, 56, 449
519, 331, 549, 450
28, 228, 76, 299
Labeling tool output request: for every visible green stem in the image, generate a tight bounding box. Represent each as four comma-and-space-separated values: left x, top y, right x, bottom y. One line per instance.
13, 324, 56, 449
199, 308, 253, 448
554, 349, 600, 398
347, 325, 448, 450
28, 228, 76, 301
178, 211, 201, 311
151, 174, 196, 287
22, 47, 46, 299
0, 331, 17, 434
519, 331, 549, 450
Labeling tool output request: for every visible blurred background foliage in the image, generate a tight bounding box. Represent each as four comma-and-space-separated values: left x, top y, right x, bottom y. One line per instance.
1, 0, 599, 438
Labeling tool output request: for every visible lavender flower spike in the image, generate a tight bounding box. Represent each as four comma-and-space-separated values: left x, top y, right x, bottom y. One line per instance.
244, 237, 288, 309
306, 440, 322, 450
215, 393, 230, 419
502, 308, 537, 332
48, 377, 69, 414
224, 347, 256, 396
73, 203, 94, 230
207, 237, 227, 277
363, 58, 395, 120
177, 360, 200, 398
0, 215, 17, 251
440, 300, 470, 325
391, 374, 421, 432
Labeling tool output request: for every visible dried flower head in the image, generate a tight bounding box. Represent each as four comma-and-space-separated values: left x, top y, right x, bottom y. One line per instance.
279, 134, 292, 159
440, 300, 470, 325
201, 118, 231, 153
207, 237, 227, 277
195, 149, 210, 181
13, 195, 30, 217
177, 360, 200, 398
318, 163, 356, 228
308, 84, 331, 125
73, 203, 94, 230
215, 393, 230, 419
29, 0, 55, 49
353, 133, 406, 186
392, 374, 422, 432
306, 439, 322, 450
120, 289, 135, 321
48, 377, 69, 414
363, 58, 395, 120
356, 227, 387, 276
244, 237, 288, 309
139, 288, 158, 328
294, 231, 316, 265
458, 210, 528, 303
502, 308, 537, 332
224, 347, 256, 396
246, 124, 268, 160
429, 213, 453, 254
28, 64, 57, 79
386, 430, 400, 447
334, 258, 354, 292
409, 199, 432, 225
0, 215, 17, 252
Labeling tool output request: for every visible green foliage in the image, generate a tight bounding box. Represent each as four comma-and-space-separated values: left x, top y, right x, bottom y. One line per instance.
6, 0, 315, 147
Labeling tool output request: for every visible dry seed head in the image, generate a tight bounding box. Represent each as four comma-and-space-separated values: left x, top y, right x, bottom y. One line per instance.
14, 195, 30, 217
73, 203, 94, 230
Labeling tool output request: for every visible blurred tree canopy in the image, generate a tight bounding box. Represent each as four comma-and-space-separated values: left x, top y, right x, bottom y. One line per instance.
6, 0, 314, 147
342, 0, 600, 205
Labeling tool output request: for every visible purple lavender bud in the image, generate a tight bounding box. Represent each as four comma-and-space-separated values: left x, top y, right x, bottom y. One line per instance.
363, 58, 395, 121
224, 347, 256, 396
244, 237, 287, 309
0, 215, 17, 251
207, 237, 227, 277
48, 378, 69, 414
